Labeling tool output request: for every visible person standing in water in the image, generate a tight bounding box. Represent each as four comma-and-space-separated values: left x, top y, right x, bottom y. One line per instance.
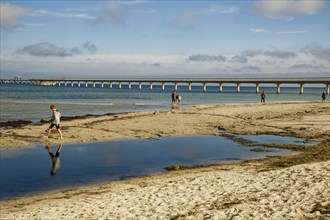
261, 91, 266, 103
322, 91, 326, 102
171, 90, 176, 103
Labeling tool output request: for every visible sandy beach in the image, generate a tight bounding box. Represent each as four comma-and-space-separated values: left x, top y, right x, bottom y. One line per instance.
0, 101, 329, 219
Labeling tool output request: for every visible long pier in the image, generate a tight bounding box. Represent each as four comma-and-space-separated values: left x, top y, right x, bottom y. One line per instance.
1, 77, 329, 94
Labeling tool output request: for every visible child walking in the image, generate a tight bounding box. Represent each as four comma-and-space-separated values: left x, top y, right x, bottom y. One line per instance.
44, 104, 63, 140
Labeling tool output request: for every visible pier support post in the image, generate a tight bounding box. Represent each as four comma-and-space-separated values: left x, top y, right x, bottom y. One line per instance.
300, 83, 304, 94
203, 83, 207, 92
150, 83, 153, 90
174, 83, 178, 91
109, 82, 112, 88
65, 82, 67, 87
277, 83, 281, 94
162, 83, 165, 91
236, 83, 240, 93
326, 84, 329, 94
93, 82, 96, 88
85, 82, 88, 88
139, 83, 142, 90
71, 82, 74, 87
58, 82, 61, 87
101, 82, 104, 88
219, 83, 223, 93
188, 83, 192, 92
255, 83, 259, 93
119, 82, 122, 89
128, 82, 131, 89
78, 82, 81, 87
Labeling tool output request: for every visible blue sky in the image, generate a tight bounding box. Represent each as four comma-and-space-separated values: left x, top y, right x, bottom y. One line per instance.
0, 0, 329, 78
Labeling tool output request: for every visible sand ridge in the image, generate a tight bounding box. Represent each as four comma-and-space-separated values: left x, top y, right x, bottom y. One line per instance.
1, 101, 329, 148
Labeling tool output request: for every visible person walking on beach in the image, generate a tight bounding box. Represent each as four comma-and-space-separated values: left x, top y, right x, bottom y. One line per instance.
172, 90, 176, 103
322, 91, 326, 102
261, 91, 266, 103
44, 104, 63, 140
45, 144, 62, 176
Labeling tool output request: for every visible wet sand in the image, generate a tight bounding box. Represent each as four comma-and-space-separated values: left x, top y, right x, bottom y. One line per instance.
0, 101, 329, 219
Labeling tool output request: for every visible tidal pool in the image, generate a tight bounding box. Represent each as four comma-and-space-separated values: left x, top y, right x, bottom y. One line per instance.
0, 135, 292, 200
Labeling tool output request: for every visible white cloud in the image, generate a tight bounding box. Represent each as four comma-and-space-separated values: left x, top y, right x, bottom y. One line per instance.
94, 1, 126, 25
167, 4, 237, 30
19, 42, 82, 57
119, 0, 147, 5
253, 0, 324, 17
251, 28, 268, 33
32, 9, 95, 20
277, 30, 307, 35
231, 55, 248, 63
2, 44, 329, 77
22, 23, 45, 27
0, 3, 32, 31
301, 42, 330, 60
167, 11, 201, 30
286, 17, 294, 22
188, 54, 226, 62
131, 8, 157, 14
206, 4, 238, 15
83, 42, 97, 53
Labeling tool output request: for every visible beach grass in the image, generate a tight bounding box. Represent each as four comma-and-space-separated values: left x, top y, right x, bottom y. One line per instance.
263, 141, 330, 169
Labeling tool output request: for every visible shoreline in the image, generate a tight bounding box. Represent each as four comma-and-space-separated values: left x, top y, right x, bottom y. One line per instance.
0, 100, 325, 129
1, 101, 329, 219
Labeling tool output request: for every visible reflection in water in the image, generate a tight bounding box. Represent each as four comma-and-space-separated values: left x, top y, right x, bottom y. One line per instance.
45, 144, 63, 176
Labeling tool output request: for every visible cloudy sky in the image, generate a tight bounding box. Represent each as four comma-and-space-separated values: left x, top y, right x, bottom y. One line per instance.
0, 0, 329, 78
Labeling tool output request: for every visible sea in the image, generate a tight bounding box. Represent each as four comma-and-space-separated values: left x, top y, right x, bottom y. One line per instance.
0, 83, 326, 122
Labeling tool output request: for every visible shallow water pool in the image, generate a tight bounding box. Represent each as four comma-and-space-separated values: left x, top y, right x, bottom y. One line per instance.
0, 135, 292, 200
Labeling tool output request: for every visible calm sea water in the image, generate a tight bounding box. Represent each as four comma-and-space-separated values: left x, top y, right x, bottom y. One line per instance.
0, 83, 326, 121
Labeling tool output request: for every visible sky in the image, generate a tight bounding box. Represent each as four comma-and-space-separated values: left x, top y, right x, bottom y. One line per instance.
0, 0, 329, 78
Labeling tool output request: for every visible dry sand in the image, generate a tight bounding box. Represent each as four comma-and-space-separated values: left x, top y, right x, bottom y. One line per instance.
0, 101, 329, 219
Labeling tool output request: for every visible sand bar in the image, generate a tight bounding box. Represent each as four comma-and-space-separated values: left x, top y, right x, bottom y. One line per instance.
0, 101, 329, 219
1, 101, 329, 148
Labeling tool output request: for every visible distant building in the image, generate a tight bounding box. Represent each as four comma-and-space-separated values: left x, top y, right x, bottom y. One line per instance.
14, 76, 22, 80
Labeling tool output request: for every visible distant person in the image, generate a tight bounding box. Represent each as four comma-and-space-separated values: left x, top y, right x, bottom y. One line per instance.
44, 104, 63, 140
322, 91, 326, 102
45, 144, 63, 176
261, 91, 266, 103
176, 94, 182, 103
171, 90, 176, 103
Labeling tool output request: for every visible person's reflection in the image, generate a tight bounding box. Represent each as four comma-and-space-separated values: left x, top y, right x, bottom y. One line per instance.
45, 144, 63, 176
